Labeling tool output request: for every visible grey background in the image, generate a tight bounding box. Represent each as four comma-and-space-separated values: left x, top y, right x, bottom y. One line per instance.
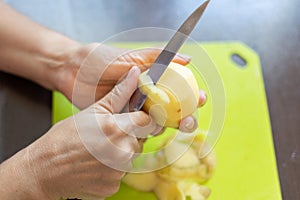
0, 0, 299, 199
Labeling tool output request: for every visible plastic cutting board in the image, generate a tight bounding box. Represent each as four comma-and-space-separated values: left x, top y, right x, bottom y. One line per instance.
53, 42, 282, 200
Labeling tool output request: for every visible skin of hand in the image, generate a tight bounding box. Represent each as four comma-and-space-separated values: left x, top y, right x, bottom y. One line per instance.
51, 43, 192, 109
50, 43, 206, 133
0, 67, 158, 200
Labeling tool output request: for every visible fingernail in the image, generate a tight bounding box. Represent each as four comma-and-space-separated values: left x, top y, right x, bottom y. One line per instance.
177, 53, 192, 61
127, 66, 140, 79
184, 117, 195, 130
198, 90, 207, 107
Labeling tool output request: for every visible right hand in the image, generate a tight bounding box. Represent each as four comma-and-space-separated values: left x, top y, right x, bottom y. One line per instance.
53, 43, 191, 110
0, 66, 158, 200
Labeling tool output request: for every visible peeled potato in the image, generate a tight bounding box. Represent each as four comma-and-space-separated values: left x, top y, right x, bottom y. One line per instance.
121, 133, 215, 200
178, 181, 210, 200
157, 147, 204, 182
139, 62, 199, 128
122, 172, 158, 192
154, 181, 185, 200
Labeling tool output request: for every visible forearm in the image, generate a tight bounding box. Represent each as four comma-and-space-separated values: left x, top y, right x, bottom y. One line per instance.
0, 149, 47, 200
0, 2, 80, 90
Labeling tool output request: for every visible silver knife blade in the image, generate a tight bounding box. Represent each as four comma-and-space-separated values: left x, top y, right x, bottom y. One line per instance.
129, 0, 210, 112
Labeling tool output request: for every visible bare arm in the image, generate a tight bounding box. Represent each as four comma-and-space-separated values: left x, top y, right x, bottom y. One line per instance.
0, 2, 80, 90
0, 2, 192, 106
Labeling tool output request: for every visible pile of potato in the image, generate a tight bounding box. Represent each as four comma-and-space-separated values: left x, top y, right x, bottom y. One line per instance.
123, 133, 216, 200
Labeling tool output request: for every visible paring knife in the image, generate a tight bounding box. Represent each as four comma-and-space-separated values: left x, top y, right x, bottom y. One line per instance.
129, 0, 210, 112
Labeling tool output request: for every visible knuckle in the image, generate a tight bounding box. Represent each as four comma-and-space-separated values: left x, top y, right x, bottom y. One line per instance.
111, 170, 125, 180
102, 167, 125, 181
112, 139, 137, 164
116, 139, 133, 154
104, 182, 121, 197
110, 182, 121, 195
97, 99, 113, 112
133, 111, 152, 127
124, 53, 144, 68
112, 83, 123, 98
125, 138, 142, 156
101, 115, 116, 135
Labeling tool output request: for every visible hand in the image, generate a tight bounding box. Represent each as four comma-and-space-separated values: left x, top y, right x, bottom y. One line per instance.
53, 44, 191, 110
0, 67, 158, 200
51, 43, 205, 132
178, 90, 207, 132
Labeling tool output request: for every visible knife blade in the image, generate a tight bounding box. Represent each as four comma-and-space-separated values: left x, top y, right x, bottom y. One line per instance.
129, 0, 210, 112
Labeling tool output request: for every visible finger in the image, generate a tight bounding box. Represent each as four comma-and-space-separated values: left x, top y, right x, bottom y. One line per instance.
150, 126, 165, 136
98, 66, 140, 113
173, 53, 192, 66
198, 90, 207, 107
178, 115, 198, 133
129, 48, 191, 71
113, 111, 158, 139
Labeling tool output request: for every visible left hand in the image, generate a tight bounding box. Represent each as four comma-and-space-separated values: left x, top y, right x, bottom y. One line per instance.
0, 67, 158, 200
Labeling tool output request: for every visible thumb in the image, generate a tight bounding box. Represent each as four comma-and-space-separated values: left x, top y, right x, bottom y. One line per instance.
98, 66, 141, 113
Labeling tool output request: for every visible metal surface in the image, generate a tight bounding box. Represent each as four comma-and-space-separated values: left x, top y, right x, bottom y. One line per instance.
129, 0, 210, 111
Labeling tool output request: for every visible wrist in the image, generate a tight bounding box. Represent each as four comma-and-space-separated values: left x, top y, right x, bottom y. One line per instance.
37, 33, 81, 91
0, 148, 49, 200
49, 42, 100, 101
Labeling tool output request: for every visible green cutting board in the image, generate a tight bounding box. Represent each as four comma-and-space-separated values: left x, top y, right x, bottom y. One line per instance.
53, 42, 282, 200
